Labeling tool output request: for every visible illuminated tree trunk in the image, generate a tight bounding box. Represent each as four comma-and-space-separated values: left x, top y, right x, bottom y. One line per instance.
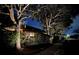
9, 7, 22, 50
46, 18, 50, 35
16, 21, 22, 51
3, 4, 29, 51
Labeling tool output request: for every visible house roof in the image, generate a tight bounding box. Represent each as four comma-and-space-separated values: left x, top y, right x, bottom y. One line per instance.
23, 17, 44, 32
25, 24, 45, 32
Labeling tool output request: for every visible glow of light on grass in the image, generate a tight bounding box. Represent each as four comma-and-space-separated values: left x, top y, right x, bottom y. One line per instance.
66, 34, 70, 38
64, 34, 70, 40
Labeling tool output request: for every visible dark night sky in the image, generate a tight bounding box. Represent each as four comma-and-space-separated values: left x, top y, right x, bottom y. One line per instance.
64, 5, 79, 35
64, 15, 79, 35
23, 18, 43, 30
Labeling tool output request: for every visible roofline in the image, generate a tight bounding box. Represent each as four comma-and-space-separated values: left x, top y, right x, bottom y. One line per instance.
25, 24, 45, 32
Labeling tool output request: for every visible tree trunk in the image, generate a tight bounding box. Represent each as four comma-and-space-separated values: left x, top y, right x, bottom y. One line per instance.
46, 18, 50, 35
16, 31, 21, 50
16, 21, 22, 51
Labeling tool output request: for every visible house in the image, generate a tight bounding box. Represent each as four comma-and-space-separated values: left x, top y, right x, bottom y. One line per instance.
20, 18, 50, 47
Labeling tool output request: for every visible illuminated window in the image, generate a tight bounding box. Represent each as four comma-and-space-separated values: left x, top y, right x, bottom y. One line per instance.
30, 32, 35, 36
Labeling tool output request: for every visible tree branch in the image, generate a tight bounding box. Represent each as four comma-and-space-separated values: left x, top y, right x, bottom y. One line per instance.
4, 27, 16, 31
9, 5, 17, 24
0, 11, 9, 15
18, 4, 29, 19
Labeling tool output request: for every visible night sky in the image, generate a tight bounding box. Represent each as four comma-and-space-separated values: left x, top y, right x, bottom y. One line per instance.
64, 5, 79, 36
64, 15, 79, 35
23, 18, 43, 30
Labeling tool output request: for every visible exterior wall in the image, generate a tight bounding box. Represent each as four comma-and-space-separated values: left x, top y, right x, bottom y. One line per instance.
21, 30, 50, 47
